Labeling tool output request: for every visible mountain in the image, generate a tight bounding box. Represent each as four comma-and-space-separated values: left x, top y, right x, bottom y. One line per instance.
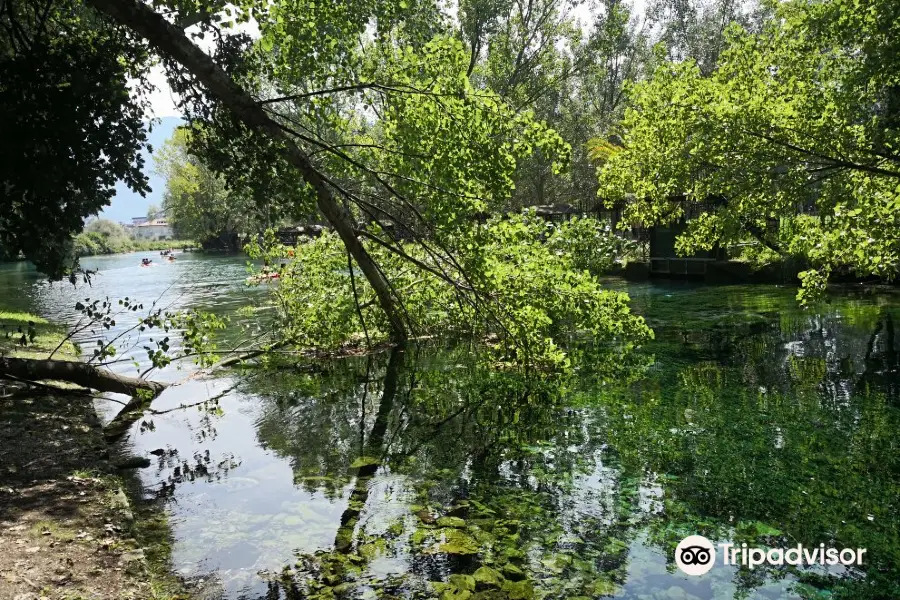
100, 116, 183, 223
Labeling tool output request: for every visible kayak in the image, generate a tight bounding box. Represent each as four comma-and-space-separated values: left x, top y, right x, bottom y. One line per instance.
247, 272, 280, 283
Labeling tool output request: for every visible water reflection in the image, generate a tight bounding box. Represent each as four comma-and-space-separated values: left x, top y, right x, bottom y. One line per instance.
2, 256, 898, 599
238, 285, 899, 600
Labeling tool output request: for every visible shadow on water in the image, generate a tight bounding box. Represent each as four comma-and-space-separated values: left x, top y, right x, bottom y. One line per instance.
2, 257, 899, 599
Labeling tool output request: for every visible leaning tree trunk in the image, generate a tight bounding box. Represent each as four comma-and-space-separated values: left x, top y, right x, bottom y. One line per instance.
334, 346, 404, 552
86, 0, 407, 344
0, 357, 166, 397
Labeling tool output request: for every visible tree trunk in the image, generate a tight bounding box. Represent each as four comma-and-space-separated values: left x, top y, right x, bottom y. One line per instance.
0, 357, 166, 397
86, 0, 407, 343
334, 346, 405, 552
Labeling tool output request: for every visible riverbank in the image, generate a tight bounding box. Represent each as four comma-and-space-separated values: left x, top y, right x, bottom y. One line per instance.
0, 310, 189, 600
74, 237, 200, 258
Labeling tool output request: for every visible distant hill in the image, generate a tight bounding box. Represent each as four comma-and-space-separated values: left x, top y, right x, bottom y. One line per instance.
100, 116, 183, 224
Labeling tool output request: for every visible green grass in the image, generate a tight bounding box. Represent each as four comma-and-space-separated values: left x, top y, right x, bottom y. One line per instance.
30, 519, 77, 541
74, 236, 200, 258
0, 309, 75, 359
71, 468, 102, 479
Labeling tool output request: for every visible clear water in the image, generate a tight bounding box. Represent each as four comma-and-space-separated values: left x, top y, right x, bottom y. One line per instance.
1, 254, 898, 600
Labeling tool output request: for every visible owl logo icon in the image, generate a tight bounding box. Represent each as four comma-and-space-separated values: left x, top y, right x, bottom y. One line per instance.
675, 535, 716, 576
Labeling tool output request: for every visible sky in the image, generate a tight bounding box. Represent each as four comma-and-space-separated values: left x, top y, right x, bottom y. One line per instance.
146, 65, 184, 120
100, 63, 185, 222
100, 15, 262, 222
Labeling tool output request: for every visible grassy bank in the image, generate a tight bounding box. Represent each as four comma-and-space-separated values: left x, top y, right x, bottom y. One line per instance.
0, 309, 74, 360
0, 309, 190, 599
74, 234, 199, 258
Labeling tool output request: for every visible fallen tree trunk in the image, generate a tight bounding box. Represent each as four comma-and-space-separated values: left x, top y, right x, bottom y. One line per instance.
86, 0, 408, 344
0, 357, 166, 397
3, 345, 295, 444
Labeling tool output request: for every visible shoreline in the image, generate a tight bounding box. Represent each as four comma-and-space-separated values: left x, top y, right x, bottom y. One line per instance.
0, 309, 191, 600
74, 239, 200, 259
0, 243, 202, 265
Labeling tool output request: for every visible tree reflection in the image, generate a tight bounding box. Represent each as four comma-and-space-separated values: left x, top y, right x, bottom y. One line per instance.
248, 285, 900, 599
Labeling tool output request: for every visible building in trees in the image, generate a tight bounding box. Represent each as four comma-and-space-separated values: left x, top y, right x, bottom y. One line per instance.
130, 219, 173, 241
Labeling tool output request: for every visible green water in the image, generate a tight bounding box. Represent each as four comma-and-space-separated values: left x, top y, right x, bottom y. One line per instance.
1, 255, 898, 599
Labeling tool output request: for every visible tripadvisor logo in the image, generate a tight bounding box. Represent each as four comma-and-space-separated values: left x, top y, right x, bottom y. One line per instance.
675, 535, 716, 576
675, 535, 867, 576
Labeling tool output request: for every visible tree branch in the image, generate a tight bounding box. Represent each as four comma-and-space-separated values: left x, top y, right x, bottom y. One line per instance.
86, 0, 407, 343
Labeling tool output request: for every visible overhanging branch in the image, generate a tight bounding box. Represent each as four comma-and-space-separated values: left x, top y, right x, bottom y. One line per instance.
86, 0, 407, 343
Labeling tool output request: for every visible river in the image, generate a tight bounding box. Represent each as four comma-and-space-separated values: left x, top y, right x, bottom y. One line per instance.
1, 252, 898, 600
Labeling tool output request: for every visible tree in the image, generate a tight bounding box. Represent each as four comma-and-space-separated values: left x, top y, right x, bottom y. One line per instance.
85, 219, 130, 240
73, 219, 134, 256
84, 0, 650, 362
0, 0, 153, 279
1, 293, 234, 436
597, 0, 900, 303
146, 203, 161, 220
247, 210, 649, 367
645, 0, 769, 75
154, 127, 272, 248
459, 0, 654, 211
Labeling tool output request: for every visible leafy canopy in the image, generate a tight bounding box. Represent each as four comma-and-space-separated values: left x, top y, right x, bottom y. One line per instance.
230, 5, 650, 365
0, 0, 152, 278
597, 0, 900, 303
72, 0, 654, 362
155, 127, 289, 246
247, 211, 651, 370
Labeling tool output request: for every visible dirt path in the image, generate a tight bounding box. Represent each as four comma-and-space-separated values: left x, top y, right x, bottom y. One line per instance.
0, 386, 186, 600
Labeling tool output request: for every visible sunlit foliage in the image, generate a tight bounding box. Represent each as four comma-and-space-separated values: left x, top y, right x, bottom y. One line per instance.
247, 210, 650, 369
597, 0, 900, 304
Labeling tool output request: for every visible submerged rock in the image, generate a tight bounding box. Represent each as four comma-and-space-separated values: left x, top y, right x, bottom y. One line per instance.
585, 576, 620, 597
428, 528, 480, 555
473, 566, 503, 589
330, 581, 357, 596
501, 579, 535, 600
448, 573, 476, 591
472, 591, 508, 600
447, 501, 470, 518
416, 509, 437, 524
436, 516, 467, 528
501, 563, 526, 581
